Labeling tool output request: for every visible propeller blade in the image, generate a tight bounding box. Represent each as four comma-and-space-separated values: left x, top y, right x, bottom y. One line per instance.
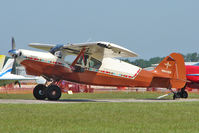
12, 37, 16, 50
9, 37, 20, 58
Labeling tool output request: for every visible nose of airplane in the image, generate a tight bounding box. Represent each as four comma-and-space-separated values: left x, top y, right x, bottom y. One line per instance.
8, 49, 21, 58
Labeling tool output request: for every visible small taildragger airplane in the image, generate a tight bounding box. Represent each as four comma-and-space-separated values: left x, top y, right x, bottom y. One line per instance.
0, 55, 36, 86
8, 38, 186, 100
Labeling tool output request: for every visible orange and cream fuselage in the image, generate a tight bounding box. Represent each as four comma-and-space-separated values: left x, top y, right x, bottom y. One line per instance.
16, 49, 185, 89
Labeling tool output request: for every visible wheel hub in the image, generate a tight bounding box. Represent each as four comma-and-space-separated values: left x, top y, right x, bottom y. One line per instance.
38, 90, 44, 95
52, 90, 56, 96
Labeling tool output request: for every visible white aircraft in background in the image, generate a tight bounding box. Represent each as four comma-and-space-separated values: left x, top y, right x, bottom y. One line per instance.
0, 55, 37, 86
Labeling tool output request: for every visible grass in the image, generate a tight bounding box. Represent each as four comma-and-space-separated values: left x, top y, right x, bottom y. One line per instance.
0, 102, 199, 133
0, 91, 199, 100
0, 92, 199, 132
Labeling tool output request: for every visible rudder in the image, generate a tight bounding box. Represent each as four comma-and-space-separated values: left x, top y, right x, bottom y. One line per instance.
152, 53, 186, 88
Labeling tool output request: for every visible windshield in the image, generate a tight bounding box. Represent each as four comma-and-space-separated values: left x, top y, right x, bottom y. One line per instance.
66, 54, 101, 69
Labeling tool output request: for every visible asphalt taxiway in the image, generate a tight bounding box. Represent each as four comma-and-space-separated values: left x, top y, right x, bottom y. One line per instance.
0, 98, 199, 104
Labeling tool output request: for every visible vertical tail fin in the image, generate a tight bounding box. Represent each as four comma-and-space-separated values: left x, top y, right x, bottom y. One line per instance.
0, 55, 6, 72
152, 53, 186, 88
1, 59, 14, 74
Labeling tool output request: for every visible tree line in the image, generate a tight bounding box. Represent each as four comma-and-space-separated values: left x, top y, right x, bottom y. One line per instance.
122, 52, 199, 68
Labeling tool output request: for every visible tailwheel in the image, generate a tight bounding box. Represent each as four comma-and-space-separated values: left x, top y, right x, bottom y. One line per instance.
173, 92, 181, 100
46, 85, 62, 101
181, 90, 188, 98
180, 84, 188, 98
171, 83, 188, 100
33, 84, 47, 100
173, 91, 188, 99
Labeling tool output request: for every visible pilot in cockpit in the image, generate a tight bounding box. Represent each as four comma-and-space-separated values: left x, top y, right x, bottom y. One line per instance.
54, 51, 62, 59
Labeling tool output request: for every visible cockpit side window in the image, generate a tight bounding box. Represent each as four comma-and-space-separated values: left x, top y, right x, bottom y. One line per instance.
75, 54, 101, 69
89, 57, 102, 69
77, 55, 89, 67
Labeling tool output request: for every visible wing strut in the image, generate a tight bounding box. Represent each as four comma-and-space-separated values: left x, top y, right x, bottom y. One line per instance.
70, 47, 86, 69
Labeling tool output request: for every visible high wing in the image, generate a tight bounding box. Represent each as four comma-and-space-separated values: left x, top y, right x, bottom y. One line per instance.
29, 41, 138, 58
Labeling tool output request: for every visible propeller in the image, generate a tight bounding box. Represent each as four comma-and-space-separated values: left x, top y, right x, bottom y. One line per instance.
8, 37, 21, 58
8, 37, 20, 74
12, 37, 16, 50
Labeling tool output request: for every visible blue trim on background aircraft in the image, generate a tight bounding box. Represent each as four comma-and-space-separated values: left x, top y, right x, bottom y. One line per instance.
187, 74, 199, 76
0, 69, 12, 77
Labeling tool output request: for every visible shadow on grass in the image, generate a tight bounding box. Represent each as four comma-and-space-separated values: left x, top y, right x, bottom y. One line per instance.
58, 99, 98, 102
55, 98, 173, 103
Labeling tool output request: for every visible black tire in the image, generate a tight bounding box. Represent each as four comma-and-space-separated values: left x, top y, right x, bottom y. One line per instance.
181, 91, 188, 98
33, 84, 47, 100
173, 92, 181, 100
173, 94, 176, 100
46, 85, 61, 100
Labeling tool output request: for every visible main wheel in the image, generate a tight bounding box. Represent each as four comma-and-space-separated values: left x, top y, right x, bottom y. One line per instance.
46, 85, 62, 100
33, 84, 47, 100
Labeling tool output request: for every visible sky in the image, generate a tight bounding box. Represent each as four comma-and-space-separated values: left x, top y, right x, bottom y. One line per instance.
0, 0, 199, 60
